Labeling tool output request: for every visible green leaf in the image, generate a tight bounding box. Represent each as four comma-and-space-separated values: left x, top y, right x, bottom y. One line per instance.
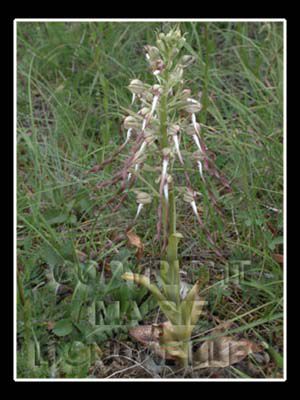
53, 319, 73, 337
39, 243, 63, 266
44, 209, 69, 225
268, 236, 283, 251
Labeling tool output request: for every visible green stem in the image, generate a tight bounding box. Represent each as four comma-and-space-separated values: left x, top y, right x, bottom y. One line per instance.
160, 92, 168, 149
169, 181, 176, 235
17, 270, 25, 307
160, 90, 169, 249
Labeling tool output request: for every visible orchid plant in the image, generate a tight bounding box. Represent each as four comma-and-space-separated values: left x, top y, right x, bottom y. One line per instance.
97, 26, 230, 366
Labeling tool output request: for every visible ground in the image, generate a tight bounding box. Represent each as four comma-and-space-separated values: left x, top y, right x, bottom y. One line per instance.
17, 21, 284, 379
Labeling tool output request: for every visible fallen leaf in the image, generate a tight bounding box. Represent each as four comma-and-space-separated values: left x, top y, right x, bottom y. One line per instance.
273, 253, 284, 264
129, 322, 178, 360
130, 321, 263, 369
126, 229, 144, 261
130, 324, 171, 359
194, 336, 262, 369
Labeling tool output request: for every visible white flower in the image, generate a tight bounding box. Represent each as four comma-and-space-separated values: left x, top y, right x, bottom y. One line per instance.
134, 203, 144, 221
163, 182, 169, 202
193, 134, 203, 153
197, 160, 204, 181
150, 95, 159, 117
162, 157, 169, 180
192, 113, 200, 134
173, 134, 184, 164
124, 128, 132, 145
131, 93, 136, 105
142, 118, 147, 131
133, 141, 147, 162
190, 200, 201, 223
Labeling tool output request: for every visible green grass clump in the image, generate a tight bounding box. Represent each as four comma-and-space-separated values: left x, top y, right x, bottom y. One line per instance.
17, 21, 284, 379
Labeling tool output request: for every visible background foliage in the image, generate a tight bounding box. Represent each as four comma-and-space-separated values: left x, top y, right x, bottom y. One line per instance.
17, 21, 284, 379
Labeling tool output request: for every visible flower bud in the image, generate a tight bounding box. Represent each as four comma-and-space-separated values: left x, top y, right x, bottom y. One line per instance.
166, 174, 173, 184
138, 107, 151, 117
144, 45, 160, 61
183, 98, 202, 113
183, 188, 195, 203
156, 39, 167, 54
167, 124, 180, 136
171, 48, 179, 58
144, 132, 156, 145
128, 79, 147, 95
186, 123, 201, 136
140, 91, 154, 103
152, 84, 163, 95
151, 59, 165, 75
136, 191, 152, 205
181, 55, 195, 68
181, 89, 192, 100
169, 65, 183, 85
162, 147, 172, 158
192, 151, 204, 162
129, 153, 147, 170
124, 115, 141, 130
144, 126, 157, 136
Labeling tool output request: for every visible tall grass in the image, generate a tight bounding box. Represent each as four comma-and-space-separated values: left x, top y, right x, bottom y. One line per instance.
17, 21, 283, 378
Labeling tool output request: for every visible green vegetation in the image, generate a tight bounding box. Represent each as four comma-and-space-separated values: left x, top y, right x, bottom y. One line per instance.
17, 21, 284, 379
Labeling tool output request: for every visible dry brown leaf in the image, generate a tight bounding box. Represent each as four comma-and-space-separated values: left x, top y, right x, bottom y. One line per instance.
273, 253, 284, 264
130, 321, 263, 368
129, 323, 174, 359
126, 229, 144, 260
194, 336, 262, 369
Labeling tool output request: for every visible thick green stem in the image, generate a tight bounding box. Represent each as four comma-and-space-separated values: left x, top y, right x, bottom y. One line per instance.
169, 182, 176, 235
160, 92, 168, 149
157, 59, 194, 368
160, 91, 169, 250
159, 79, 177, 241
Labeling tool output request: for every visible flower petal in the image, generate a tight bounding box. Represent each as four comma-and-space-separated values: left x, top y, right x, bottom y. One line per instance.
193, 134, 203, 153
134, 203, 144, 221
150, 95, 159, 117
192, 113, 200, 134
173, 134, 184, 164
131, 93, 136, 105
197, 160, 204, 181
124, 128, 132, 145
163, 182, 169, 202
